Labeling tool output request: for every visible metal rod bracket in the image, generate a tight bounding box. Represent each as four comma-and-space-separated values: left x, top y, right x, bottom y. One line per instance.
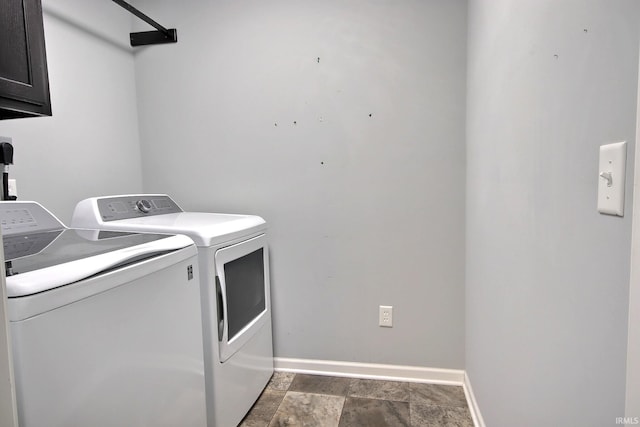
130, 29, 177, 46
112, 0, 178, 46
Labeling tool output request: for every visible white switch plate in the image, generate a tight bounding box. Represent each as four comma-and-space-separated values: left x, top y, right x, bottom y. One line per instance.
598, 142, 627, 216
8, 179, 17, 198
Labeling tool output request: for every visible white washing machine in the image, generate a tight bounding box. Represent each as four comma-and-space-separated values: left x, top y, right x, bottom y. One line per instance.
72, 194, 273, 427
1, 201, 207, 427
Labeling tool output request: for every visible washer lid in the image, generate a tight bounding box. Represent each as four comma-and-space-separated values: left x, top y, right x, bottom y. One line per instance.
5, 229, 193, 297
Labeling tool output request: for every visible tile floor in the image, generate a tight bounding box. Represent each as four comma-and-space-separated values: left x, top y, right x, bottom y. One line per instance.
240, 373, 474, 427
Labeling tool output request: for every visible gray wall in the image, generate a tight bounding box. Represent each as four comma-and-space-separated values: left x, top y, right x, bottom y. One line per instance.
466, 1, 639, 426
133, 0, 467, 368
0, 0, 143, 222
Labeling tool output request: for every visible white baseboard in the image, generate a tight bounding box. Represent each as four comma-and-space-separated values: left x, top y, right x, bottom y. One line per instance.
274, 357, 464, 385
463, 372, 486, 427
274, 357, 484, 427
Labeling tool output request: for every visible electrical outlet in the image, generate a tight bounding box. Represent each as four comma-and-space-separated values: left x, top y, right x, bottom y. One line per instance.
379, 305, 393, 327
8, 179, 17, 198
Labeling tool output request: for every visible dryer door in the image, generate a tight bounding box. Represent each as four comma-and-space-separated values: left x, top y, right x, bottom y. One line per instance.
214, 234, 270, 363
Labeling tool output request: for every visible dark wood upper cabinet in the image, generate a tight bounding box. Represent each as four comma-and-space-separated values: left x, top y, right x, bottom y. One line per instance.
0, 0, 51, 120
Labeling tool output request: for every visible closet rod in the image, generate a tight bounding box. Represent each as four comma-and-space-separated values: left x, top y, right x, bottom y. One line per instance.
112, 0, 177, 46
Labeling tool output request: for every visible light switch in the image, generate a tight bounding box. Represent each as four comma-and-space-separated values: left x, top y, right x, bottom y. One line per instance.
597, 141, 627, 216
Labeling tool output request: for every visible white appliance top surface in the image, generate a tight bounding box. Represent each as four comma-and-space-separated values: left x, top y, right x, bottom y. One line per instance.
72, 195, 267, 247
1, 200, 195, 298
96, 213, 266, 247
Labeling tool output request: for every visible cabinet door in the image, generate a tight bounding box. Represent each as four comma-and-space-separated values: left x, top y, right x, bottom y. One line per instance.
0, 0, 51, 119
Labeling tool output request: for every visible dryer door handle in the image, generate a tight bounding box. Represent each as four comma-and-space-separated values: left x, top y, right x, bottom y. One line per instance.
215, 276, 225, 342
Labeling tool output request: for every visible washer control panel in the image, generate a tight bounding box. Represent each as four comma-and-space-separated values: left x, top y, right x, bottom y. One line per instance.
97, 195, 183, 221
0, 202, 65, 235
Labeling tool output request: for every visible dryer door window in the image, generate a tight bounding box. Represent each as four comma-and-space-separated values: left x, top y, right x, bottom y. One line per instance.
225, 248, 265, 340
215, 234, 270, 363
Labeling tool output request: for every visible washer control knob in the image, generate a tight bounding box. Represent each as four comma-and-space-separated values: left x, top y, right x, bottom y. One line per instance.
136, 199, 152, 213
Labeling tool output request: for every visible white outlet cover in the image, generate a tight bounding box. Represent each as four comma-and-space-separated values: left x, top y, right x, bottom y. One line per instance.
379, 305, 393, 328
598, 141, 627, 216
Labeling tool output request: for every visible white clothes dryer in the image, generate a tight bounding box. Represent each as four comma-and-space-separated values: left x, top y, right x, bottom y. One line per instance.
1, 201, 207, 427
72, 194, 273, 427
